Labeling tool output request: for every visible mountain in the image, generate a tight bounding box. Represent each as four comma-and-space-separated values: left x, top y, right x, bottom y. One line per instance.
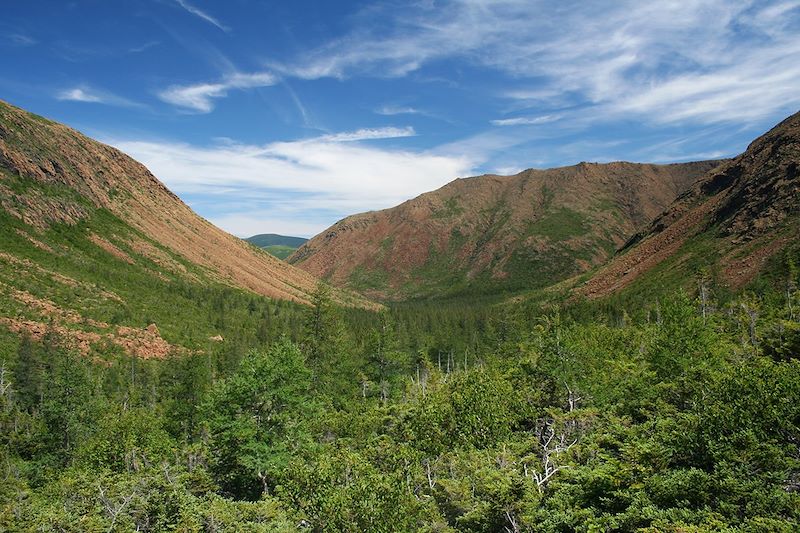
578, 110, 800, 300
246, 234, 308, 248
246, 233, 308, 260
289, 160, 723, 300
0, 99, 372, 358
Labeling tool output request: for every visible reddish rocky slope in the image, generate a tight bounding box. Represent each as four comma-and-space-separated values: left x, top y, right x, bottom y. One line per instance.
290, 160, 722, 300
579, 110, 800, 299
0, 99, 368, 307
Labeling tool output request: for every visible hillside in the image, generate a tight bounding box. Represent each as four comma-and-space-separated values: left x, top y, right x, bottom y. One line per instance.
0, 100, 371, 358
579, 110, 800, 300
246, 233, 308, 260
246, 233, 308, 248
289, 160, 723, 300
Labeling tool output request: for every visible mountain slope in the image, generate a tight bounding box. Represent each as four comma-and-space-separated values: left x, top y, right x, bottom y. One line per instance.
289, 160, 723, 300
578, 110, 800, 299
0, 100, 372, 358
246, 233, 308, 260
0, 100, 333, 303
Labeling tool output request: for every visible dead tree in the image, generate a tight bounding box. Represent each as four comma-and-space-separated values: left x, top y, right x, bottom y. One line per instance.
503, 509, 521, 533
0, 363, 11, 399
98, 483, 140, 533
523, 418, 576, 493
739, 300, 759, 352
564, 382, 582, 412
698, 274, 713, 321
424, 458, 436, 490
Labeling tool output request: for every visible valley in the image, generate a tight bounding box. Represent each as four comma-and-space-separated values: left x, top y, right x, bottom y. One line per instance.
246, 233, 308, 260
2, 2, 800, 528
1, 101, 798, 531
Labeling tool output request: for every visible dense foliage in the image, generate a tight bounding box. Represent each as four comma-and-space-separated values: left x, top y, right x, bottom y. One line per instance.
2, 263, 800, 531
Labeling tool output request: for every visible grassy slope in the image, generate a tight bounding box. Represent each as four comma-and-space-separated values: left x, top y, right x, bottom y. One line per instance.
0, 158, 309, 356
261, 245, 300, 260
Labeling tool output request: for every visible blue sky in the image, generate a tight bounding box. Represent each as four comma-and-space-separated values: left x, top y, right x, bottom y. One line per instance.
2, 1, 800, 237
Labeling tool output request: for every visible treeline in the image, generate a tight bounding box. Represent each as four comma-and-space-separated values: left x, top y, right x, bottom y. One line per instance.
1, 267, 799, 530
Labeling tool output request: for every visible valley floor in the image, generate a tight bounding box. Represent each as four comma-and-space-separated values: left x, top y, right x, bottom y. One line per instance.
2, 273, 800, 531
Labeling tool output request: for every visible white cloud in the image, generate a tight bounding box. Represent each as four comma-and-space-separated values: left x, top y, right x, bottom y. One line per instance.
108, 133, 473, 237
375, 105, 421, 116
56, 85, 142, 108
318, 126, 415, 142
57, 87, 103, 103
490, 115, 560, 126
491, 166, 526, 176
273, 0, 800, 126
174, 0, 229, 32
158, 71, 277, 112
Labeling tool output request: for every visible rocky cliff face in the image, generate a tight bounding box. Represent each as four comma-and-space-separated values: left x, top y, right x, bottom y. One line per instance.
579, 110, 800, 299
290, 160, 723, 300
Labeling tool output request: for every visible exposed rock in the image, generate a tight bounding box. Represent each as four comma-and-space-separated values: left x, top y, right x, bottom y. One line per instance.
580, 109, 800, 298
290, 160, 723, 299
0, 99, 374, 309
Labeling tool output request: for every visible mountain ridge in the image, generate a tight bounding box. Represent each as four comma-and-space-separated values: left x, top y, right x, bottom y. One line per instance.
578, 109, 800, 299
0, 99, 369, 306
0, 99, 374, 359
289, 159, 724, 300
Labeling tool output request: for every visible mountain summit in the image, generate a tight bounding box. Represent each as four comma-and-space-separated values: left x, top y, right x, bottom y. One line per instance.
289, 160, 722, 300
579, 110, 800, 299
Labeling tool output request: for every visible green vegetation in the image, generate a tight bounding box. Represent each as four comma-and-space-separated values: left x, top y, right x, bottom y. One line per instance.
525, 206, 588, 240
262, 244, 299, 260
2, 249, 799, 530
245, 234, 308, 260
432, 196, 465, 219
349, 265, 391, 292
2, 100, 799, 531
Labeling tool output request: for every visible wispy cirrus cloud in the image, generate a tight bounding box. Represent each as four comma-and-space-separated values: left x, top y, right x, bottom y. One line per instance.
318, 126, 415, 142
56, 85, 142, 108
158, 71, 277, 112
6, 33, 37, 47
173, 0, 229, 32
129, 41, 159, 54
375, 105, 422, 116
273, 0, 800, 126
490, 115, 560, 126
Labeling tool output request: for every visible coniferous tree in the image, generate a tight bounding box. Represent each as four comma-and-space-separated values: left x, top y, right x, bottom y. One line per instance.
365, 311, 406, 403
201, 338, 315, 499
302, 283, 348, 392
13, 334, 40, 412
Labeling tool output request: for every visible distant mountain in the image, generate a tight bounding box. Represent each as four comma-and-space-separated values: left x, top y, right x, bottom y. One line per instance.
246, 234, 308, 260
578, 110, 800, 300
0, 100, 373, 358
289, 160, 723, 300
246, 233, 308, 248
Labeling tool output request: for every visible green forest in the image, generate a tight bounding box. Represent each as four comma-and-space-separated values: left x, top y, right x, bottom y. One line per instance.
2, 254, 799, 532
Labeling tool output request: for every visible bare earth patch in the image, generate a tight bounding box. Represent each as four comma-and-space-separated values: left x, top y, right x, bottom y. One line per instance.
88, 233, 135, 264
